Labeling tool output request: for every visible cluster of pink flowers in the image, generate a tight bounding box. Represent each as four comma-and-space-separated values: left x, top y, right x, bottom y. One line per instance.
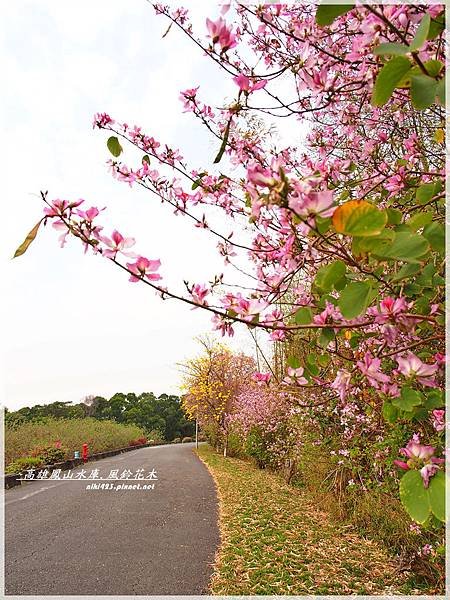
394, 435, 445, 487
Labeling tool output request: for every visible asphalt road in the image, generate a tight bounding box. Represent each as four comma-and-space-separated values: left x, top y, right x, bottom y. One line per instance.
5, 443, 219, 595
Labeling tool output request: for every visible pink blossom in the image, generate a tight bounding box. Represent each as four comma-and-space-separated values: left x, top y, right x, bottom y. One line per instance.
247, 163, 277, 187
356, 352, 390, 388
431, 409, 445, 432
283, 367, 308, 386
44, 198, 84, 217
126, 256, 161, 282
206, 17, 237, 52
396, 352, 438, 387
369, 296, 408, 324
331, 369, 352, 402
93, 112, 114, 128
394, 438, 444, 487
253, 372, 271, 385
101, 230, 136, 258
190, 283, 209, 306
211, 313, 234, 337
419, 544, 433, 556
289, 190, 335, 219
233, 74, 267, 93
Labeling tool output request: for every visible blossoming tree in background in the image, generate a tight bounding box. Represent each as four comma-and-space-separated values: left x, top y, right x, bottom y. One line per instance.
15, 2, 445, 541
180, 338, 255, 455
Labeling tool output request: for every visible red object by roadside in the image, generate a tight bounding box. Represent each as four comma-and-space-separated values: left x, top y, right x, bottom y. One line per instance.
82, 443, 89, 463
54, 439, 62, 449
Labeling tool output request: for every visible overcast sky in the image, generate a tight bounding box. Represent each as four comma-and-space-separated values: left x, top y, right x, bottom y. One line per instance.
2, 0, 277, 410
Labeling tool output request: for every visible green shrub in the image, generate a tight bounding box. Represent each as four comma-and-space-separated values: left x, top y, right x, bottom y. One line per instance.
37, 446, 66, 464
245, 427, 272, 468
226, 430, 245, 458
146, 429, 165, 444
5, 456, 44, 474
5, 418, 146, 466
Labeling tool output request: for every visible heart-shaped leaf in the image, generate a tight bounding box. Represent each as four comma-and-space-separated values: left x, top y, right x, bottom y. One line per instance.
332, 200, 387, 237
399, 470, 430, 524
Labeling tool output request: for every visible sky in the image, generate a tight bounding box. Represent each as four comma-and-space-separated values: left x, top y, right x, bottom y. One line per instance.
1, 0, 283, 410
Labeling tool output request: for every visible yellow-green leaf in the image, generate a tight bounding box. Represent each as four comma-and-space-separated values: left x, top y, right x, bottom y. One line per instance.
332, 200, 387, 237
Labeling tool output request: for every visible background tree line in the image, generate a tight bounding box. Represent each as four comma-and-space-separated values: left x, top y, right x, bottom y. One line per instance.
5, 392, 195, 442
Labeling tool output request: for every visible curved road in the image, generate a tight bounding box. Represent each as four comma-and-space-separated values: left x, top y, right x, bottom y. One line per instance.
5, 443, 219, 595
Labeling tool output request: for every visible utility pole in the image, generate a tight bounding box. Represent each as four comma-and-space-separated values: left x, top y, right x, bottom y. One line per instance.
195, 417, 199, 449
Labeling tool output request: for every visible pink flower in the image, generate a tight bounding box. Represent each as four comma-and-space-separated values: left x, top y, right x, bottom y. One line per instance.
179, 86, 199, 111
369, 296, 408, 324
44, 198, 84, 217
394, 438, 444, 487
253, 372, 271, 385
356, 352, 390, 388
431, 409, 445, 432
331, 369, 352, 402
126, 256, 161, 282
93, 112, 114, 128
396, 352, 438, 387
283, 367, 308, 386
419, 544, 433, 557
75, 206, 101, 222
247, 163, 277, 187
206, 17, 237, 52
101, 230, 136, 258
190, 283, 209, 307
289, 190, 335, 219
233, 74, 267, 93
211, 314, 234, 337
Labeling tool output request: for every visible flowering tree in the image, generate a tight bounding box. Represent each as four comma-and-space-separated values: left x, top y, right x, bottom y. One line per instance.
180, 338, 255, 455
15, 2, 445, 531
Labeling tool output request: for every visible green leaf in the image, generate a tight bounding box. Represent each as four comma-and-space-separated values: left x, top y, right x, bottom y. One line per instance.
406, 211, 433, 231
382, 401, 398, 424
287, 356, 301, 369
13, 220, 43, 258
427, 13, 445, 40
416, 182, 438, 205
314, 260, 347, 292
316, 216, 331, 235
410, 74, 438, 109
319, 327, 334, 348
386, 207, 402, 225
393, 387, 423, 411
338, 281, 371, 319
424, 59, 443, 77
295, 307, 313, 325
400, 470, 430, 524
315, 3, 354, 26
381, 231, 430, 263
428, 471, 445, 522
305, 355, 320, 376
332, 200, 387, 237
436, 77, 445, 105
409, 14, 431, 51
142, 154, 150, 165
317, 354, 330, 367
374, 43, 409, 56
390, 262, 421, 282
423, 389, 444, 411
372, 56, 412, 106
107, 136, 123, 157
423, 222, 445, 254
